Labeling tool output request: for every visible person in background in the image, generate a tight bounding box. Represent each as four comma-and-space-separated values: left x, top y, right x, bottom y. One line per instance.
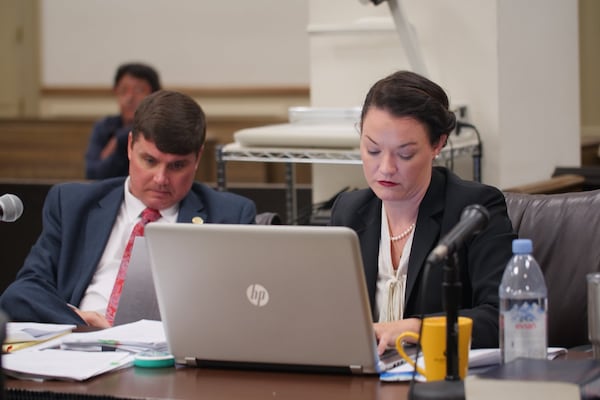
330, 70, 516, 353
0, 90, 256, 328
85, 62, 161, 179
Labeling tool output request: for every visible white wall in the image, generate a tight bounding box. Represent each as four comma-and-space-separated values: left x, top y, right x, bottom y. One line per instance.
496, 0, 580, 186
40, 0, 581, 190
40, 0, 309, 87
308, 0, 580, 190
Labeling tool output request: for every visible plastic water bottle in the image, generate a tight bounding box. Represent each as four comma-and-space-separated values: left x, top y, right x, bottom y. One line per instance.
499, 239, 548, 363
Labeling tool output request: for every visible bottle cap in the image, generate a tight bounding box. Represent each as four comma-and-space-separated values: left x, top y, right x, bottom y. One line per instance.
512, 238, 533, 254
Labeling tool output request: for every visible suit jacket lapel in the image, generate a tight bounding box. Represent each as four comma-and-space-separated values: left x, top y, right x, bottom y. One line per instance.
73, 184, 205, 303
81, 186, 205, 273
177, 190, 206, 223
80, 186, 124, 288
353, 193, 382, 314
405, 169, 446, 303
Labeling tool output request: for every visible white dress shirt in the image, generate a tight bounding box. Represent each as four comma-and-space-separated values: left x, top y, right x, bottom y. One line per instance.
78, 177, 178, 314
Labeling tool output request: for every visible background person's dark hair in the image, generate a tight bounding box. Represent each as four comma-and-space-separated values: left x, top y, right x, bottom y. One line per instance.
114, 62, 162, 92
132, 90, 206, 156
360, 70, 456, 147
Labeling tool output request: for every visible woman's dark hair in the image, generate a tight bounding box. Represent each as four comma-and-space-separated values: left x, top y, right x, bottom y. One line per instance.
132, 90, 205, 156
114, 62, 161, 92
360, 70, 456, 146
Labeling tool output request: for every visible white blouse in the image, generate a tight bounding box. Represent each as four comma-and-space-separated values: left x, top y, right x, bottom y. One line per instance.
375, 203, 415, 322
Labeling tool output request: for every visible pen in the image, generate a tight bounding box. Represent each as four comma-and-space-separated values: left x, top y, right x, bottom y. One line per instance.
60, 339, 167, 352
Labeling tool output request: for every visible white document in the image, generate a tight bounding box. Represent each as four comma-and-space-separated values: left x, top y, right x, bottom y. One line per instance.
62, 319, 165, 345
468, 347, 567, 369
3, 350, 133, 381
380, 347, 568, 382
60, 319, 167, 353
2, 320, 166, 381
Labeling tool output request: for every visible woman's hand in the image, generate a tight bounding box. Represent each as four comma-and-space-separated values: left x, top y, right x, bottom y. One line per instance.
373, 318, 421, 355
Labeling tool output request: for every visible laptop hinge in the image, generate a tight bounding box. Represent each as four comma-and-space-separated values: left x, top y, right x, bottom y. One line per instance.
191, 358, 359, 374
185, 357, 197, 367
349, 365, 363, 375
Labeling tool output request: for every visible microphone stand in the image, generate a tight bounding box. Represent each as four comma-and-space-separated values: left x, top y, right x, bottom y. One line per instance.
409, 253, 465, 400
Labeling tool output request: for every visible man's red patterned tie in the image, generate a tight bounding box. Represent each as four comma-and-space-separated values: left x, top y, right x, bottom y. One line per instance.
105, 207, 161, 326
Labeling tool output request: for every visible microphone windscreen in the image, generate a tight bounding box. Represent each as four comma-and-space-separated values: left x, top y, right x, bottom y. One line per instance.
0, 194, 24, 222
460, 204, 489, 234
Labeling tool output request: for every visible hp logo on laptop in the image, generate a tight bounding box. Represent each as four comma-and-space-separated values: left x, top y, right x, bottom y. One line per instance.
246, 284, 269, 307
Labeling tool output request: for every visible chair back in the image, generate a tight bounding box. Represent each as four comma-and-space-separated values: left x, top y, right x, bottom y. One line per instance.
255, 212, 282, 225
504, 189, 600, 348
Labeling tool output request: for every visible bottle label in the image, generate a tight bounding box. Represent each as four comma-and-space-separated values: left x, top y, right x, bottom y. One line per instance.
501, 299, 547, 363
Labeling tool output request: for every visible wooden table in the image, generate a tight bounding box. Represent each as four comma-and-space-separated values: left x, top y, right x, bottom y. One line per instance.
5, 350, 591, 399
6, 365, 409, 400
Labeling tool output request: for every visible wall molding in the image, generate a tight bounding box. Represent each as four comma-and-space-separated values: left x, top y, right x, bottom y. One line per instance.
41, 85, 310, 98
582, 125, 600, 138
39, 85, 311, 120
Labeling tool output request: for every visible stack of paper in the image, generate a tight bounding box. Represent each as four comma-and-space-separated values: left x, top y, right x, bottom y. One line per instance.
4, 322, 76, 353
3, 350, 134, 381
59, 319, 167, 353
2, 319, 167, 381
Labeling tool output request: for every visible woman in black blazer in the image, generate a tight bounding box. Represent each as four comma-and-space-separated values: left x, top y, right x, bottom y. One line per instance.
330, 71, 515, 353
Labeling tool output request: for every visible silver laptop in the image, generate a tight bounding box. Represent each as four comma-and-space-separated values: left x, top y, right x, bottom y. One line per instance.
112, 237, 161, 326
145, 223, 403, 374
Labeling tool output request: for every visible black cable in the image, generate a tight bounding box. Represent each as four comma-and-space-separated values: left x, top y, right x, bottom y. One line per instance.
445, 136, 454, 172
456, 121, 482, 146
297, 186, 352, 225
318, 186, 351, 210
455, 121, 483, 183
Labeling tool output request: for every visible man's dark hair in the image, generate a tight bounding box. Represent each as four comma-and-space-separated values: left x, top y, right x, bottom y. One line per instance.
132, 90, 206, 155
114, 62, 161, 92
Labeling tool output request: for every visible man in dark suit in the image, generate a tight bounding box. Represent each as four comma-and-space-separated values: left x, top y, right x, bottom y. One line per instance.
0, 90, 256, 327
85, 62, 161, 179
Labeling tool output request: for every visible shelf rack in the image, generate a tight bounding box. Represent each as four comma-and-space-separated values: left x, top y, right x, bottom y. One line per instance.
216, 135, 481, 224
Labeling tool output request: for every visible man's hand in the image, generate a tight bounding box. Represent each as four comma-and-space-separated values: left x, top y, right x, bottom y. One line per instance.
99, 136, 118, 160
68, 304, 110, 329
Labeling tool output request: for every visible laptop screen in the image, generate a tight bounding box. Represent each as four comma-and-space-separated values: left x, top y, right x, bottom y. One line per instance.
113, 237, 161, 326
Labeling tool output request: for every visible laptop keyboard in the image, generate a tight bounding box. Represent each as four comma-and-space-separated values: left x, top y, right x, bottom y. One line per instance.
380, 348, 401, 362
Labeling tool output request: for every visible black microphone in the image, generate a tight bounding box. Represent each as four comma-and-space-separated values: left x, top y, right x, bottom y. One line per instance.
409, 205, 490, 400
0, 194, 24, 222
426, 204, 489, 265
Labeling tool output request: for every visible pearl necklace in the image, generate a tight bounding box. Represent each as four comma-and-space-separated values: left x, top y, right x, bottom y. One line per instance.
390, 223, 415, 242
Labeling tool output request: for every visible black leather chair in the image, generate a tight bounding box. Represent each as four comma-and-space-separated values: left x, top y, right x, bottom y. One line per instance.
504, 189, 600, 348
255, 212, 282, 225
